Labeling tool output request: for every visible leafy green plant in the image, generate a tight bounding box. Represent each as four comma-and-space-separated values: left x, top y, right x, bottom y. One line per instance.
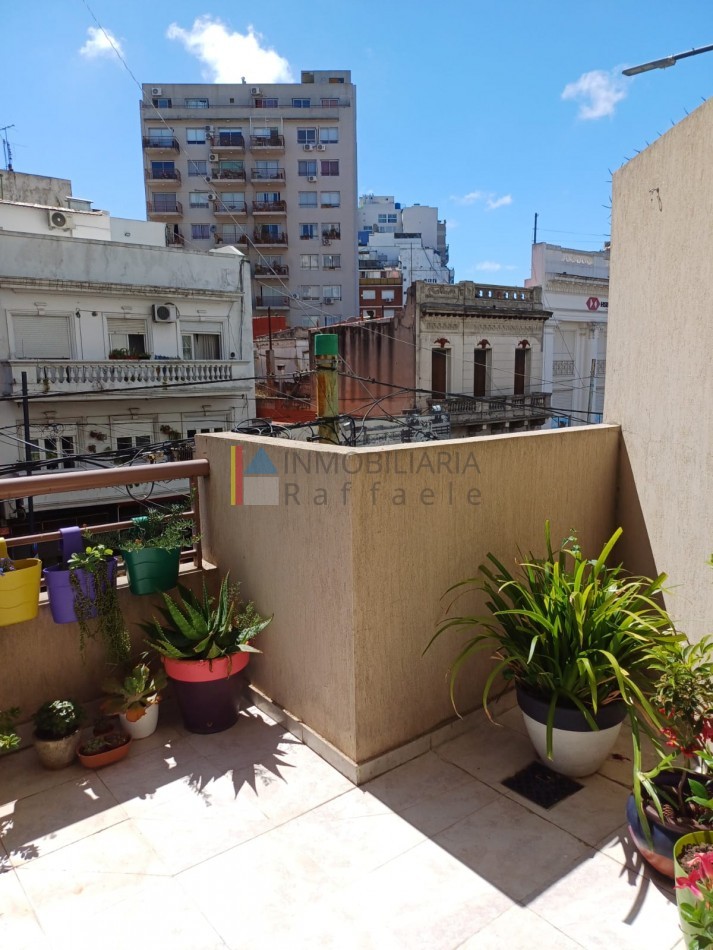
107, 504, 193, 554
0, 707, 20, 751
101, 658, 167, 720
32, 699, 84, 740
426, 523, 683, 757
676, 850, 713, 949
142, 574, 271, 662
79, 732, 129, 756
68, 544, 130, 665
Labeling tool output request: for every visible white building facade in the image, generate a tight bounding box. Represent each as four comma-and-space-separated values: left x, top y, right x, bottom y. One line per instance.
0, 182, 254, 526
526, 243, 609, 426
140, 71, 358, 329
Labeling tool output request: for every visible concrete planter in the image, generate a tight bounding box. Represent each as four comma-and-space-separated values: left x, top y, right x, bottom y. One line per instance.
33, 731, 81, 770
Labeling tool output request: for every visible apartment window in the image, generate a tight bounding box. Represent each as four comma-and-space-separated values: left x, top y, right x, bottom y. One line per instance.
320, 191, 340, 208
298, 160, 318, 177
191, 224, 212, 240
186, 128, 206, 144
185, 419, 226, 437
362, 290, 376, 300
299, 285, 321, 300
255, 191, 281, 204
152, 97, 172, 109
320, 160, 339, 177
254, 98, 278, 108
321, 98, 340, 107
27, 432, 76, 470
218, 160, 245, 178
300, 223, 318, 239
387, 214, 398, 223
147, 127, 172, 143
322, 223, 341, 239
185, 97, 209, 108
182, 333, 221, 360
292, 98, 311, 108
150, 161, 175, 179
323, 285, 342, 301
217, 128, 244, 146
431, 349, 448, 399
320, 127, 339, 143
300, 254, 319, 269
256, 223, 281, 239
323, 254, 341, 269
189, 191, 210, 208
219, 193, 246, 211
152, 192, 178, 211
382, 289, 395, 301
514, 344, 531, 396
383, 309, 396, 318
112, 418, 155, 453
297, 128, 317, 144
12, 314, 71, 358
116, 434, 152, 453
221, 225, 244, 243
474, 347, 492, 398
187, 160, 207, 176
107, 318, 148, 357
255, 160, 280, 179
298, 192, 318, 208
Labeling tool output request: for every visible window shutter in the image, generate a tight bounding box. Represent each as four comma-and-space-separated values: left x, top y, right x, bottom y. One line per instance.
107, 318, 148, 336
12, 315, 71, 358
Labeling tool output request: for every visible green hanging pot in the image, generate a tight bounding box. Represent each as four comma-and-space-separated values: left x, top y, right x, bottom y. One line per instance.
122, 547, 180, 595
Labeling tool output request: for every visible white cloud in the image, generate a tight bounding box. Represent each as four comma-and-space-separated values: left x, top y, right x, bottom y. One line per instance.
475, 261, 517, 272
451, 190, 512, 210
561, 69, 626, 120
486, 194, 512, 211
79, 26, 124, 60
167, 17, 293, 82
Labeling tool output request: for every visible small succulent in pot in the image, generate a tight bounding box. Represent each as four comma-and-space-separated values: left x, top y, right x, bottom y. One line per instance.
101, 659, 167, 721
0, 706, 20, 751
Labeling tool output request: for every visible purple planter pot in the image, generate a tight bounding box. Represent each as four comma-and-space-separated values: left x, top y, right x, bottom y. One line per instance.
44, 559, 118, 624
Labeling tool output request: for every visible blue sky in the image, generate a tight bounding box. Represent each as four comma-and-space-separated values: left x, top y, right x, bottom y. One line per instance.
3, 1, 712, 284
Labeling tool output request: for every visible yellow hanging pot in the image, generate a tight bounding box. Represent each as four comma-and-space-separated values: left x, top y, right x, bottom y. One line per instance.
0, 538, 42, 627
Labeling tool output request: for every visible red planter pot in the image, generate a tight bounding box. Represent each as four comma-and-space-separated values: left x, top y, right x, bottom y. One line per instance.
163, 653, 249, 734
77, 735, 132, 769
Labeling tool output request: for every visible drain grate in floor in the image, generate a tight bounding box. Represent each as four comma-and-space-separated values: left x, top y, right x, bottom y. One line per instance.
502, 761, 584, 809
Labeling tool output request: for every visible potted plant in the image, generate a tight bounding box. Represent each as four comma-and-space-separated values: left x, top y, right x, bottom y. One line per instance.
32, 699, 85, 770
142, 574, 271, 733
77, 730, 131, 768
626, 635, 713, 877
0, 707, 20, 752
675, 832, 713, 947
113, 505, 192, 595
101, 658, 167, 739
108, 347, 129, 360
0, 538, 41, 627
426, 523, 682, 777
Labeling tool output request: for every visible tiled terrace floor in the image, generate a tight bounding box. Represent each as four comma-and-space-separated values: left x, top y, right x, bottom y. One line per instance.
1, 699, 684, 949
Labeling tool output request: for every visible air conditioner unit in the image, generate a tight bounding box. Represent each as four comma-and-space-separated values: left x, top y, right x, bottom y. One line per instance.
307, 176, 318, 183
322, 238, 331, 246
363, 309, 376, 320
204, 175, 212, 183
152, 303, 178, 323
323, 299, 333, 305
209, 152, 218, 162
205, 125, 213, 132
303, 144, 315, 151
151, 87, 163, 96
250, 87, 262, 95
316, 144, 326, 151
47, 210, 74, 230
209, 225, 218, 233
208, 193, 217, 201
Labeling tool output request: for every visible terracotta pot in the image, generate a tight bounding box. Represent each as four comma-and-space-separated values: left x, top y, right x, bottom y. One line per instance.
33, 731, 81, 770
77, 734, 131, 769
163, 653, 249, 734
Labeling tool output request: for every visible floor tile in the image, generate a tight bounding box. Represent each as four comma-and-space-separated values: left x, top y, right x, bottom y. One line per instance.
529, 850, 679, 949
0, 745, 87, 803
436, 717, 536, 788
1, 774, 127, 866
0, 865, 47, 948
433, 795, 590, 903
459, 904, 583, 949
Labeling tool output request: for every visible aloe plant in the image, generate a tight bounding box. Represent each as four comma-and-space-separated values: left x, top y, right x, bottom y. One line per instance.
141, 574, 271, 661
101, 660, 167, 720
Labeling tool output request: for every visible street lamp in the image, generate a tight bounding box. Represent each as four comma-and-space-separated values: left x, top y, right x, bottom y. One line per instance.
623, 42, 713, 76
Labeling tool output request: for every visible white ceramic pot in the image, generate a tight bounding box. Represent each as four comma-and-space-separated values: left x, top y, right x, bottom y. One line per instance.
119, 702, 159, 740
517, 686, 626, 778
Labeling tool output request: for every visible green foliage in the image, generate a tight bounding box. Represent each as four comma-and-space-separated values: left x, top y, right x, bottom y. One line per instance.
0, 707, 20, 751
33, 699, 84, 741
79, 732, 129, 755
108, 504, 193, 554
69, 550, 129, 666
142, 574, 271, 662
101, 658, 167, 717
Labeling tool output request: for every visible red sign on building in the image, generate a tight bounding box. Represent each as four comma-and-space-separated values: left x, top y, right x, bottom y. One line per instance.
586, 297, 600, 311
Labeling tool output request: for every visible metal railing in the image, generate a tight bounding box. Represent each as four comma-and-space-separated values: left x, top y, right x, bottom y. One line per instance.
211, 133, 245, 148
250, 168, 286, 181
250, 135, 285, 148
252, 200, 287, 213
146, 169, 181, 183
209, 169, 247, 181
147, 200, 183, 215
142, 136, 180, 151
213, 201, 247, 214
254, 264, 289, 276
253, 230, 288, 244
256, 295, 291, 308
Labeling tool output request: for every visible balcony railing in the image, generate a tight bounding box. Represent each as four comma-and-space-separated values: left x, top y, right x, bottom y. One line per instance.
145, 169, 181, 184
250, 168, 286, 182
253, 230, 288, 245
322, 228, 341, 241
147, 200, 183, 216
252, 200, 287, 214
430, 392, 552, 423
217, 232, 249, 246
209, 133, 245, 149
208, 169, 247, 183
256, 295, 291, 309
250, 135, 285, 149
3, 360, 239, 397
254, 263, 289, 277
166, 229, 185, 246
142, 136, 180, 152
213, 201, 247, 215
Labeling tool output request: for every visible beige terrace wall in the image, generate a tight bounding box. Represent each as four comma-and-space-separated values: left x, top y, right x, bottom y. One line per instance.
196, 426, 619, 765
1, 568, 219, 721
607, 98, 713, 640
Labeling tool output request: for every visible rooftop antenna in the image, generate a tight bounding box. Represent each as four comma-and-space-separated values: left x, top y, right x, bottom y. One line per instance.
0, 125, 15, 170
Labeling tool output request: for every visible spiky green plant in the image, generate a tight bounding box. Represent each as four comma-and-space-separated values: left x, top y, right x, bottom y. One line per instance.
141, 574, 271, 662
101, 659, 167, 720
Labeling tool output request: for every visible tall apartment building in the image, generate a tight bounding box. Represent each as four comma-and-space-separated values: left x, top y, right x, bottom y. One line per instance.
140, 71, 358, 329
